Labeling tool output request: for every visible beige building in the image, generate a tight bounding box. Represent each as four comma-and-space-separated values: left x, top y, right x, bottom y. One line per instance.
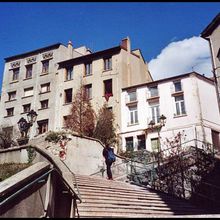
0, 41, 89, 138
0, 37, 152, 144
201, 12, 220, 109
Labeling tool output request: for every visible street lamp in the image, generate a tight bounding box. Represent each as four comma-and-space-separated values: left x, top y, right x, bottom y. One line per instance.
148, 114, 166, 181
17, 109, 38, 145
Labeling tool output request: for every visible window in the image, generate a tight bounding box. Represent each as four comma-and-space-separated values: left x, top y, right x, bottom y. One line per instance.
24, 87, 33, 97
149, 103, 160, 123
40, 100, 49, 109
125, 137, 134, 151
8, 91, 16, 101
128, 91, 137, 102
104, 79, 113, 96
41, 83, 50, 93
12, 68, 19, 81
85, 62, 92, 76
42, 60, 49, 73
174, 81, 182, 92
63, 116, 69, 128
104, 57, 112, 71
66, 67, 73, 81
23, 104, 31, 113
149, 86, 158, 97
137, 135, 146, 150
128, 106, 138, 125
175, 95, 186, 116
37, 119, 48, 134
151, 138, 160, 152
64, 88, 72, 104
25, 65, 33, 79
6, 108, 14, 117
84, 84, 92, 99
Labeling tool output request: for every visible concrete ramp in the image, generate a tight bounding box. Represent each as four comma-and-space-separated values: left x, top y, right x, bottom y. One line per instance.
74, 174, 206, 218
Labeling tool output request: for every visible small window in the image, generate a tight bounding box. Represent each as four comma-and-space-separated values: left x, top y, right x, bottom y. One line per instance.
12, 68, 19, 81
175, 95, 186, 116
41, 83, 50, 93
6, 108, 14, 117
128, 91, 137, 102
63, 115, 69, 128
23, 104, 31, 113
128, 106, 138, 125
40, 100, 49, 109
174, 81, 182, 92
149, 86, 158, 97
37, 119, 48, 134
8, 91, 16, 101
149, 103, 160, 124
137, 135, 146, 150
85, 62, 92, 76
64, 88, 72, 104
104, 79, 113, 96
42, 60, 49, 73
24, 87, 33, 97
104, 57, 112, 71
151, 138, 160, 152
66, 67, 73, 81
125, 137, 134, 151
84, 84, 92, 99
25, 65, 33, 79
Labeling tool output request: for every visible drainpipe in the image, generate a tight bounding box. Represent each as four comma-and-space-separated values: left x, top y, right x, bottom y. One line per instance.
194, 75, 206, 143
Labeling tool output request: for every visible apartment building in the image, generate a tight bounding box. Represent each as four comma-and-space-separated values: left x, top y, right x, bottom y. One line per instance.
56, 37, 153, 135
0, 37, 152, 141
0, 41, 89, 138
201, 13, 220, 109
120, 72, 220, 152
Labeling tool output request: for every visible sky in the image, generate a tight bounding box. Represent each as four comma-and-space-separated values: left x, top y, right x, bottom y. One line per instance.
0, 2, 219, 93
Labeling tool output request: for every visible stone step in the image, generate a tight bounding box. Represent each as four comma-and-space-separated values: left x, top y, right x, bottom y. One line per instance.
78, 202, 202, 211
75, 174, 204, 217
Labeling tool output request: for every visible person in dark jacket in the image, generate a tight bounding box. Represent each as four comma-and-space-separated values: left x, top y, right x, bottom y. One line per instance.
102, 144, 114, 180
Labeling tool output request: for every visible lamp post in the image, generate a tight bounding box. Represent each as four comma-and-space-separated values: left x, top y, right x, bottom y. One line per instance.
148, 114, 166, 181
17, 109, 38, 145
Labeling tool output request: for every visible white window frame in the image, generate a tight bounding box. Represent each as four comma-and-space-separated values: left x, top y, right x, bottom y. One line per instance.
175, 95, 186, 116
128, 106, 138, 125
149, 103, 160, 124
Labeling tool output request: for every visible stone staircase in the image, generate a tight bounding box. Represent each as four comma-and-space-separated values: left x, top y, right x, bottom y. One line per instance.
74, 174, 207, 218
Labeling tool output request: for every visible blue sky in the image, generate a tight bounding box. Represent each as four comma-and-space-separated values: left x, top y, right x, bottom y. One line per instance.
0, 2, 220, 93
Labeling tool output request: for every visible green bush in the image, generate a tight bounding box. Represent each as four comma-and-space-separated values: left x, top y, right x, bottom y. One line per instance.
45, 131, 68, 143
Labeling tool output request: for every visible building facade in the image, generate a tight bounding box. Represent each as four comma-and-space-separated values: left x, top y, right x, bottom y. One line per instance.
0, 38, 152, 143
56, 37, 152, 138
120, 72, 220, 153
201, 13, 220, 110
0, 41, 90, 138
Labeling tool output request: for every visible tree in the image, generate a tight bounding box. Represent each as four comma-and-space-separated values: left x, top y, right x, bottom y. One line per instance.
0, 126, 18, 149
93, 103, 117, 146
65, 86, 96, 137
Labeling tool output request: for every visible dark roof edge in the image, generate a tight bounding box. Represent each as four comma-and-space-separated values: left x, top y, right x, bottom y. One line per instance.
4, 43, 64, 62
122, 72, 214, 91
58, 46, 122, 68
201, 13, 220, 38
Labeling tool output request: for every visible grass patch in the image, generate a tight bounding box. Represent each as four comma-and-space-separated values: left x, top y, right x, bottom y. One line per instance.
0, 163, 31, 182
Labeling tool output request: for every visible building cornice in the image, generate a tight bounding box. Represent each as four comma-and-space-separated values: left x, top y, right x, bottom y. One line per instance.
201, 13, 220, 39
122, 72, 214, 91
4, 43, 63, 62
58, 46, 122, 68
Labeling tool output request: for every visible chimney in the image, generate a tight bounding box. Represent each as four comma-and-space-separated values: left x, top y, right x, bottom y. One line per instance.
121, 36, 131, 53
68, 40, 73, 58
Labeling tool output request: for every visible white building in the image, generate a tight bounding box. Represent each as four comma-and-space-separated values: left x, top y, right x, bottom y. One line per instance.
120, 72, 220, 153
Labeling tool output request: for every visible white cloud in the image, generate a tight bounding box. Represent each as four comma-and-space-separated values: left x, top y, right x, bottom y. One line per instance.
148, 36, 213, 80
